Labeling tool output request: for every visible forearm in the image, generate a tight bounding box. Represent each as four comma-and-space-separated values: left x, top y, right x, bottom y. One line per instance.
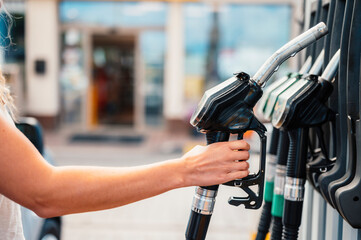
35, 159, 185, 217
31, 142, 250, 218
0, 113, 249, 218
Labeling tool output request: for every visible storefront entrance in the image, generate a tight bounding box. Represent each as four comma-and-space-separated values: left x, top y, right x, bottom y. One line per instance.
91, 35, 135, 126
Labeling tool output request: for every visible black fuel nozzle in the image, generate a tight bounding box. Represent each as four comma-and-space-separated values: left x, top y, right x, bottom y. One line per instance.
306, 124, 336, 190
190, 72, 268, 211
186, 71, 268, 240
269, 50, 339, 240
185, 23, 328, 240
302, 50, 340, 192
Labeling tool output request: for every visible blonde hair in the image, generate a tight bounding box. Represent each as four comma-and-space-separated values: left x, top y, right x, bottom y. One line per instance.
0, 70, 16, 118
0, 0, 16, 118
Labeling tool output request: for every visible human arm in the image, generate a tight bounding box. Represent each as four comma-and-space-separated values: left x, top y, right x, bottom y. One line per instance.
0, 113, 250, 218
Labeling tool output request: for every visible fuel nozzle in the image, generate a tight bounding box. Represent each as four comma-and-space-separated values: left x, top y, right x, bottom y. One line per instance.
190, 22, 329, 133
266, 50, 340, 240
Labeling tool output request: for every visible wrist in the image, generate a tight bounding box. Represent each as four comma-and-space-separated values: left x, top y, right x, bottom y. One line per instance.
169, 157, 191, 188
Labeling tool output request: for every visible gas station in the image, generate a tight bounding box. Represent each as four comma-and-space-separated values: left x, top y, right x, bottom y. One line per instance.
0, 0, 360, 240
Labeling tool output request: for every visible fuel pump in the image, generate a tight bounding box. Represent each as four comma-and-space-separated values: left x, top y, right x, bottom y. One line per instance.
306, 0, 340, 192
318, 0, 353, 206
321, 0, 348, 204
185, 23, 328, 240
306, 0, 346, 193
271, 50, 340, 240
334, 0, 361, 228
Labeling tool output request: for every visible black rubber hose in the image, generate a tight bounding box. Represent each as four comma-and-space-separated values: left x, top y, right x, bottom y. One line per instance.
282, 200, 303, 240
282, 128, 308, 240
271, 216, 283, 240
286, 130, 298, 178
256, 129, 280, 240
282, 226, 299, 240
256, 201, 272, 240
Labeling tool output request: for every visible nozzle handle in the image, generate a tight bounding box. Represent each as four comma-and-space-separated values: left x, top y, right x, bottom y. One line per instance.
253, 22, 328, 87
227, 126, 267, 209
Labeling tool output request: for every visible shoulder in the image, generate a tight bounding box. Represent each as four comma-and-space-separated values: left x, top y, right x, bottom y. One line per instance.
0, 106, 15, 126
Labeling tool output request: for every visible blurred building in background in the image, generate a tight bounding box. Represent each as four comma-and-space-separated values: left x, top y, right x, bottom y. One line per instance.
1, 0, 301, 131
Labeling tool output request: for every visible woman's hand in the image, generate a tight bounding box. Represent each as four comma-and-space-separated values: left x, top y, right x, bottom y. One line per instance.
179, 140, 250, 187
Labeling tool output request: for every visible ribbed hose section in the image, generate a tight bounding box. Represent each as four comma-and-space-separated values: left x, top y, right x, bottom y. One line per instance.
256, 201, 272, 240
282, 226, 299, 240
271, 217, 283, 240
286, 130, 298, 178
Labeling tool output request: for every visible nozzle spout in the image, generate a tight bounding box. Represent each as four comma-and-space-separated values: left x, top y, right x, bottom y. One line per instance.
321, 49, 340, 82
253, 22, 328, 87
308, 50, 325, 75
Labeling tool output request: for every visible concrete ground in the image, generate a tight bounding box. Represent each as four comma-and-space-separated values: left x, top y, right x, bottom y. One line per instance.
44, 127, 261, 240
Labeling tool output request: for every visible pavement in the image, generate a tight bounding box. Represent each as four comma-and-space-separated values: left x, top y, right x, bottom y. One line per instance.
44, 126, 262, 240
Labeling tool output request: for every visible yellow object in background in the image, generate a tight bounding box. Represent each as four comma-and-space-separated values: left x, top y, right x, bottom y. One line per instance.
243, 130, 254, 139
87, 83, 98, 127
251, 232, 270, 240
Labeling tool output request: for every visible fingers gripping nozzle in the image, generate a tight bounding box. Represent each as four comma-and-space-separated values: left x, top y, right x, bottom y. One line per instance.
225, 127, 267, 209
